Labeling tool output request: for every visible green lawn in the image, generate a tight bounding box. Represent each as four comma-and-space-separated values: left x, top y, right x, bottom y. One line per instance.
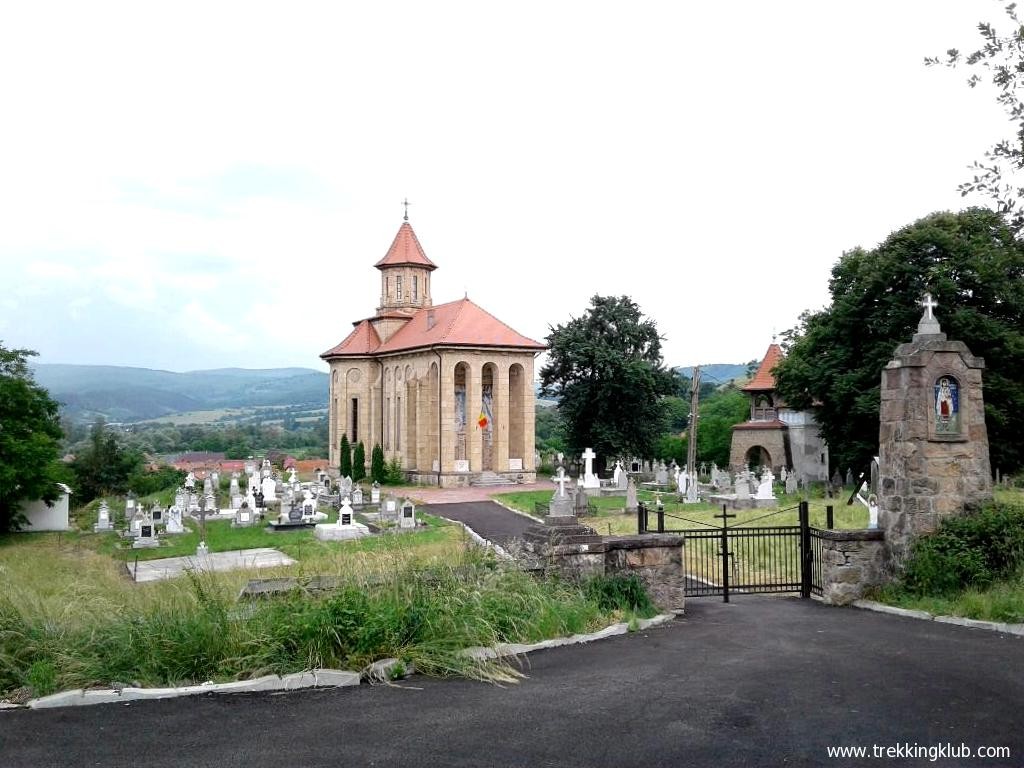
494, 489, 870, 535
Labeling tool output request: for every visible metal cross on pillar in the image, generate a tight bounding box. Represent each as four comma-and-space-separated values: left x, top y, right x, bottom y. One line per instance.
402, 198, 411, 221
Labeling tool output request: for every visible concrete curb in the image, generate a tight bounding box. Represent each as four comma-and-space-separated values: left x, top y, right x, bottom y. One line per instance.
852, 600, 1024, 637
8, 615, 677, 711
434, 514, 512, 560
462, 612, 676, 661
26, 669, 360, 710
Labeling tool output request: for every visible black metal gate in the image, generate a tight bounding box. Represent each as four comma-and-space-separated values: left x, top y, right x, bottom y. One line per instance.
638, 501, 825, 602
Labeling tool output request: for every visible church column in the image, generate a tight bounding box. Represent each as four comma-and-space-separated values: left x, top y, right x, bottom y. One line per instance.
439, 358, 456, 474
495, 361, 510, 472
523, 357, 537, 471
468, 358, 483, 472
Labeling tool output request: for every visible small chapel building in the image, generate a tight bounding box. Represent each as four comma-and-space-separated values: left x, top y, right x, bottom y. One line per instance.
728, 343, 830, 483
321, 216, 544, 486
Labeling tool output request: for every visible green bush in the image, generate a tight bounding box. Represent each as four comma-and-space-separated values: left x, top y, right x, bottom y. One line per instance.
352, 442, 366, 482
584, 574, 655, 615
370, 444, 386, 484
127, 466, 185, 498
900, 502, 1024, 595
383, 458, 405, 485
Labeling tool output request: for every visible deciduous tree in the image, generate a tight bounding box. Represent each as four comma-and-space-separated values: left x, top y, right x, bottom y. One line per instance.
539, 295, 677, 468
774, 208, 1024, 474
0, 345, 65, 532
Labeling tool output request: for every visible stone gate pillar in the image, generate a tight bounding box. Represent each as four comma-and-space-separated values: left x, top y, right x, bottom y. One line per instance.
878, 295, 992, 565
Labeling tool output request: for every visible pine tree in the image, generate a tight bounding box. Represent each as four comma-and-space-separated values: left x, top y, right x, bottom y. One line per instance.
370, 443, 386, 483
338, 434, 352, 479
352, 442, 367, 482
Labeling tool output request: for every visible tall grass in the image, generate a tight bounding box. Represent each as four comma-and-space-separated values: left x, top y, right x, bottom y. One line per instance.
0, 538, 644, 696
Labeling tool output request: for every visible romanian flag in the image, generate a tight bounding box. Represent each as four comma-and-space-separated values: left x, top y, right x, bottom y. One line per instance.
477, 411, 489, 429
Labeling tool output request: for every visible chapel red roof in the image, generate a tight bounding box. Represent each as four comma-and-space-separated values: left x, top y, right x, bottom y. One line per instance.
320, 320, 381, 357
321, 298, 545, 359
376, 297, 545, 354
743, 344, 784, 392
373, 222, 437, 271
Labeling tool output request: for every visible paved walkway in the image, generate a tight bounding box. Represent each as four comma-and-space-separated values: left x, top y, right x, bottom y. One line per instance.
424, 501, 538, 549
4, 598, 1022, 767
405, 480, 553, 505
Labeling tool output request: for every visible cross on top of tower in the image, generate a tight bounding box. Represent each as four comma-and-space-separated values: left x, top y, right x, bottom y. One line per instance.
920, 292, 938, 320
402, 198, 411, 221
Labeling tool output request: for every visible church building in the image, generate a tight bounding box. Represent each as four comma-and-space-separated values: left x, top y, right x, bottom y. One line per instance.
321, 215, 544, 486
728, 343, 830, 483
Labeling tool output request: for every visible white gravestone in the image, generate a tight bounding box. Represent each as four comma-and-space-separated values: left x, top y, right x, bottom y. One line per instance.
165, 507, 185, 534
735, 476, 751, 500
233, 502, 255, 528
654, 462, 669, 486
400, 500, 416, 529
613, 461, 626, 489
352, 487, 364, 506
755, 469, 776, 500
314, 498, 370, 541
371, 483, 381, 504
94, 501, 113, 532
261, 475, 277, 502
581, 448, 600, 489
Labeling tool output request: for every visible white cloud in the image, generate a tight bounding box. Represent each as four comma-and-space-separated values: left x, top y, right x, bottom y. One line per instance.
0, 0, 1011, 370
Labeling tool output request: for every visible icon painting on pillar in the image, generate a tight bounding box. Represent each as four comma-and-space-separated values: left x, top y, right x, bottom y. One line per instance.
934, 376, 960, 435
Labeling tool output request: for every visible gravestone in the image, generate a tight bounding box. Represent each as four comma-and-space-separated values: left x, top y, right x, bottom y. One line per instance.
261, 475, 277, 502
314, 497, 370, 541
400, 500, 416, 529
151, 506, 164, 526
174, 489, 186, 511
165, 506, 185, 534
371, 482, 381, 504
878, 294, 992, 564
754, 469, 776, 500
625, 476, 638, 514
654, 462, 669, 486
550, 468, 574, 516
340, 476, 353, 498
94, 501, 113, 532
128, 509, 145, 537
352, 487, 364, 506
735, 475, 751, 501
233, 502, 255, 528
785, 473, 798, 495
581, 448, 600, 489
845, 468, 854, 487
133, 523, 159, 549
573, 486, 591, 516
382, 496, 399, 520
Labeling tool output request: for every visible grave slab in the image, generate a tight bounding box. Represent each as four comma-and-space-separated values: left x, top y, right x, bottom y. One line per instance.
132, 548, 297, 583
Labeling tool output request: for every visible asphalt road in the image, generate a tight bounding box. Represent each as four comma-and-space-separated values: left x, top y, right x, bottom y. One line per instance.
424, 501, 537, 549
3, 598, 1022, 768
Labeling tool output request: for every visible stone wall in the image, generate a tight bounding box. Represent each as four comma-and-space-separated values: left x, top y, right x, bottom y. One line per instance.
604, 535, 685, 612
818, 529, 887, 606
522, 529, 685, 612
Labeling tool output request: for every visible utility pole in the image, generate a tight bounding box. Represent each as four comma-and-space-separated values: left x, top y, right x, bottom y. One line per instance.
686, 366, 701, 501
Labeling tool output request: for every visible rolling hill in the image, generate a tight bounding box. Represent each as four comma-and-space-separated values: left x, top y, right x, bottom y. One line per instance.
31, 364, 328, 422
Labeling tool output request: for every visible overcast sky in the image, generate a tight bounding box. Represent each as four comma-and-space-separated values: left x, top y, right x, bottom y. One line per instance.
0, 1, 1010, 375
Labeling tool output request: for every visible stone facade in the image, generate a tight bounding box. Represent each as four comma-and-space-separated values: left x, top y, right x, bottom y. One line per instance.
878, 306, 993, 564
817, 529, 887, 606
322, 219, 543, 487
728, 344, 829, 482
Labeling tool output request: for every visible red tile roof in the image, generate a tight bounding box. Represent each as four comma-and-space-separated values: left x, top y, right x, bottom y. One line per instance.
743, 344, 784, 392
321, 298, 545, 358
378, 297, 545, 354
321, 319, 382, 357
374, 222, 437, 271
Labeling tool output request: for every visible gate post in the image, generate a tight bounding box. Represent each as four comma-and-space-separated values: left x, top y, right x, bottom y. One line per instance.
657, 504, 665, 533
826, 504, 834, 530
799, 500, 812, 599
721, 504, 730, 603
637, 502, 647, 534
